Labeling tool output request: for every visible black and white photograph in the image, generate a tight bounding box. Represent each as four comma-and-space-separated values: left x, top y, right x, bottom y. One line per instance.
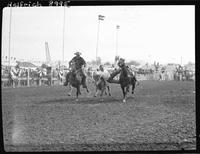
1, 2, 196, 152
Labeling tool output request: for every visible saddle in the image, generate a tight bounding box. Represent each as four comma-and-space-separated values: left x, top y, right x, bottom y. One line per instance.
71, 68, 83, 77
69, 68, 85, 84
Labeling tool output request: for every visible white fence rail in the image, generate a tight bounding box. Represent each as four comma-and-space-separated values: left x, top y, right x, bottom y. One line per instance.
1, 76, 64, 88
2, 70, 195, 88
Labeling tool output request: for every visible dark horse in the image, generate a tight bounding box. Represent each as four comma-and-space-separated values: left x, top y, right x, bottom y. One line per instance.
64, 61, 89, 101
108, 63, 138, 103
119, 65, 137, 103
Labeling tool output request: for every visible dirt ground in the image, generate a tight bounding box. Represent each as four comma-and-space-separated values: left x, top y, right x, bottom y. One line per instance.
2, 80, 196, 151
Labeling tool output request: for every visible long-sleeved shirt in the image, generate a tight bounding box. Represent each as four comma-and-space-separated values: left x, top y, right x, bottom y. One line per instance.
69, 56, 86, 70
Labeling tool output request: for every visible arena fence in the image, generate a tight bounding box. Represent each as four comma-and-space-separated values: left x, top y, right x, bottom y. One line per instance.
1, 68, 65, 88
2, 69, 195, 88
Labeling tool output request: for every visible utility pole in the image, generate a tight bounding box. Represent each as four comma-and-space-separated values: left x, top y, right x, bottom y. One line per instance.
45, 42, 51, 63
62, 6, 66, 63
116, 25, 120, 57
8, 7, 12, 67
181, 56, 182, 66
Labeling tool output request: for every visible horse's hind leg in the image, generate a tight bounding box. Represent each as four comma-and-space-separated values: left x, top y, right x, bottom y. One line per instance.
76, 86, 81, 101
78, 86, 81, 95
107, 85, 111, 96
94, 86, 98, 97
127, 85, 130, 93
85, 86, 89, 93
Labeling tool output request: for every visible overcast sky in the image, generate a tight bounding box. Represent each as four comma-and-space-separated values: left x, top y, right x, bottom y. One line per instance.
2, 5, 195, 64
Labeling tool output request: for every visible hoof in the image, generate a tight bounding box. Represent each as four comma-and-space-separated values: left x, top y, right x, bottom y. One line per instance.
123, 99, 126, 103
68, 93, 71, 96
93, 95, 97, 97
76, 99, 79, 102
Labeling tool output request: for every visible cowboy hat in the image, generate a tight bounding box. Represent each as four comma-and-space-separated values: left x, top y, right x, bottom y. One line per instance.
119, 58, 125, 62
74, 52, 81, 55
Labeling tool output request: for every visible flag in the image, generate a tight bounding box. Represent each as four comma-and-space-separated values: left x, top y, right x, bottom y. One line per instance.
116, 25, 120, 29
98, 15, 105, 20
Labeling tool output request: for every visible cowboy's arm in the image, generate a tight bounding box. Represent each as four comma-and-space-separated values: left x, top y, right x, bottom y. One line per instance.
80, 57, 86, 67
69, 57, 76, 66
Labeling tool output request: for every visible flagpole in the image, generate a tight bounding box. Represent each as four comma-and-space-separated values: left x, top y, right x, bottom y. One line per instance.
96, 18, 100, 63
116, 25, 118, 57
115, 25, 120, 66
96, 15, 105, 64
8, 7, 12, 67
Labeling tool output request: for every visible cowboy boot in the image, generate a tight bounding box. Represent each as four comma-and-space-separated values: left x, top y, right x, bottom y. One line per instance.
82, 75, 87, 88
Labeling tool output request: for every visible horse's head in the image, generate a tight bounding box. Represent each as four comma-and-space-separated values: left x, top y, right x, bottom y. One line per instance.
120, 65, 129, 77
118, 58, 125, 68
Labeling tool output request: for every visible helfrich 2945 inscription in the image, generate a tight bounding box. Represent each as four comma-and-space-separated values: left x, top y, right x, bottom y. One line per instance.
7, 1, 70, 7
7, 1, 42, 7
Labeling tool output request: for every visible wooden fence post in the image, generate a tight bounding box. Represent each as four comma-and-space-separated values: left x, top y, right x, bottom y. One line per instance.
50, 71, 52, 86
27, 68, 30, 87
16, 69, 20, 87
39, 78, 41, 86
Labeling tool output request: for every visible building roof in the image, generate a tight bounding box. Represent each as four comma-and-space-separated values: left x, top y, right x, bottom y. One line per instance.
184, 64, 195, 71
16, 61, 37, 68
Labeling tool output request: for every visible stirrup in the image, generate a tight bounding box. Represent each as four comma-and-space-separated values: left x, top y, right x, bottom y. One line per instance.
82, 84, 87, 88
63, 82, 68, 86
107, 77, 112, 82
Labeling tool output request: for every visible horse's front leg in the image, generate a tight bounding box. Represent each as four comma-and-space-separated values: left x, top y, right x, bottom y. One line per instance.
94, 86, 98, 97
68, 85, 73, 96
121, 86, 126, 103
125, 86, 129, 100
132, 82, 136, 95
100, 88, 105, 102
76, 88, 79, 102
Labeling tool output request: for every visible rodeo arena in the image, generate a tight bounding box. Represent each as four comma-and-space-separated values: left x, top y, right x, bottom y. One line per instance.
2, 51, 196, 151
2, 9, 196, 152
